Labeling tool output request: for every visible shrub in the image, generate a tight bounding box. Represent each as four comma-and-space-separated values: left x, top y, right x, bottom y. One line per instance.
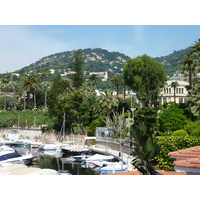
184, 121, 200, 137
171, 130, 188, 137
155, 136, 200, 171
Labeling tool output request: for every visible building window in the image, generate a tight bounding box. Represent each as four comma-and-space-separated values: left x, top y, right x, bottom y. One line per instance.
163, 98, 167, 103
169, 88, 171, 93
179, 98, 183, 103
179, 88, 181, 94
182, 88, 184, 94
176, 88, 178, 93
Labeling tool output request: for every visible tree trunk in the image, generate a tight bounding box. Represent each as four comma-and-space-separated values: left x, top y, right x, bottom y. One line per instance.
44, 88, 47, 110
33, 91, 37, 109
24, 91, 26, 110
173, 87, 176, 103
3, 87, 7, 110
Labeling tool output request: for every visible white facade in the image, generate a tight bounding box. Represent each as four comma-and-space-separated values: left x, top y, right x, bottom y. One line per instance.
159, 78, 189, 105
89, 71, 108, 81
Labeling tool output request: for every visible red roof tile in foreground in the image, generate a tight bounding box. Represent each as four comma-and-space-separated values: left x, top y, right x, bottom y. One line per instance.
169, 146, 200, 159
169, 146, 200, 169
103, 170, 186, 175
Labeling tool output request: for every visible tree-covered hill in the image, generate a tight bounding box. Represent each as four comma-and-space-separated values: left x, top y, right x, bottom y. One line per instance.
15, 48, 130, 75
14, 47, 191, 77
154, 48, 191, 76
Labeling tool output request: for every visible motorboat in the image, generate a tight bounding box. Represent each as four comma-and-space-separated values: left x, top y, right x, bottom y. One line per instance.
0, 152, 35, 165
72, 153, 89, 162
38, 143, 61, 151
0, 145, 16, 153
100, 162, 127, 174
30, 141, 43, 148
61, 145, 89, 155
84, 154, 114, 162
0, 138, 14, 146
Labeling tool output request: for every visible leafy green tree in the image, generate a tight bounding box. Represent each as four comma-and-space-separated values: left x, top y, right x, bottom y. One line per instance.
134, 107, 158, 131
71, 50, 85, 89
1, 73, 12, 110
48, 74, 66, 117
186, 83, 200, 119
9, 81, 20, 109
158, 107, 189, 133
123, 54, 167, 107
184, 120, 200, 137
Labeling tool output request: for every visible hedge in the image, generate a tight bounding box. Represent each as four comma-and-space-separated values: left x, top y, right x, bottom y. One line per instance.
155, 136, 200, 171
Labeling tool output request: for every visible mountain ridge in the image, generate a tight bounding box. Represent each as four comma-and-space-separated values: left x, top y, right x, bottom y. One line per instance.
14, 47, 190, 76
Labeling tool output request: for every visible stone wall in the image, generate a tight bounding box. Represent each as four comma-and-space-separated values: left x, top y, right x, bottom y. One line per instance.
0, 128, 133, 155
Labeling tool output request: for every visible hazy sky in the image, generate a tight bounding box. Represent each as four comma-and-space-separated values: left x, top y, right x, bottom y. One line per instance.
0, 25, 200, 74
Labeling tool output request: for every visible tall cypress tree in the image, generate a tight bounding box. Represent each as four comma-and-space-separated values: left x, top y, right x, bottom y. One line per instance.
71, 50, 85, 89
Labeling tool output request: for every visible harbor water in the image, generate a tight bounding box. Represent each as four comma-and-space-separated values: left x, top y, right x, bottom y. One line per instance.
13, 146, 119, 175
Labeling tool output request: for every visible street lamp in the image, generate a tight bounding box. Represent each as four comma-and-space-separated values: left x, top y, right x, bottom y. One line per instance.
118, 138, 126, 171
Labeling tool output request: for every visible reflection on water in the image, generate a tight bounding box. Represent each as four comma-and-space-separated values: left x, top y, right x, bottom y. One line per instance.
14, 146, 101, 175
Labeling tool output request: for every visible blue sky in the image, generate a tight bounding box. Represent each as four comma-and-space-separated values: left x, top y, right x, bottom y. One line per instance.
0, 25, 200, 74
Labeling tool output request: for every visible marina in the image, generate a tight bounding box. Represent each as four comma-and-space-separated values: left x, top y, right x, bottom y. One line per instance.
0, 137, 134, 175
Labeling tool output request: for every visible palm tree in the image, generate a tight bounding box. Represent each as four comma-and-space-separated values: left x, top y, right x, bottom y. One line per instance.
60, 78, 74, 97
171, 81, 179, 103
88, 74, 99, 86
181, 53, 194, 89
20, 73, 40, 110
111, 75, 122, 97
41, 68, 51, 110
1, 73, 12, 110
98, 89, 119, 127
9, 81, 20, 109
40, 81, 51, 110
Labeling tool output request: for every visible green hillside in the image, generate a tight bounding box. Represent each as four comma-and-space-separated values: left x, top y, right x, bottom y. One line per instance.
154, 48, 191, 76
14, 47, 190, 77
15, 48, 130, 75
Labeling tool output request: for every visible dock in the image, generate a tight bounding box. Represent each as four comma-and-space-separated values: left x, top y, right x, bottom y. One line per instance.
0, 164, 58, 175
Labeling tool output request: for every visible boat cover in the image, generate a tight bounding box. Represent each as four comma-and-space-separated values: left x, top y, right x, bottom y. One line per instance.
0, 152, 22, 161
62, 145, 88, 152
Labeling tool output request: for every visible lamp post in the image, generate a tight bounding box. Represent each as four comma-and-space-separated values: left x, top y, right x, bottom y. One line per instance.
118, 138, 126, 171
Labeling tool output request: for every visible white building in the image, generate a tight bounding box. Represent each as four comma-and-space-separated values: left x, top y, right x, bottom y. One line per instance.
159, 77, 189, 105
89, 71, 108, 81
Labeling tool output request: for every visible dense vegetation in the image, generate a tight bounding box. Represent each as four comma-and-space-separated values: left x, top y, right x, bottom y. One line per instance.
1, 39, 200, 173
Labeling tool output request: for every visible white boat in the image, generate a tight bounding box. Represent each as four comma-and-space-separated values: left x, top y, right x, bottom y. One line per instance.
30, 141, 43, 148
72, 153, 89, 161
84, 154, 114, 162
0, 145, 15, 153
100, 162, 127, 174
88, 160, 119, 168
0, 152, 35, 165
39, 143, 61, 151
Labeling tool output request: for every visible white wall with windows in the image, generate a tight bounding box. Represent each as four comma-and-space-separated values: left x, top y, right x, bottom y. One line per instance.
159, 78, 189, 105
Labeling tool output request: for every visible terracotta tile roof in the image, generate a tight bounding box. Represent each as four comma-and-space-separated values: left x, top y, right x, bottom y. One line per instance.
103, 170, 186, 175
169, 146, 200, 169
169, 146, 200, 159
